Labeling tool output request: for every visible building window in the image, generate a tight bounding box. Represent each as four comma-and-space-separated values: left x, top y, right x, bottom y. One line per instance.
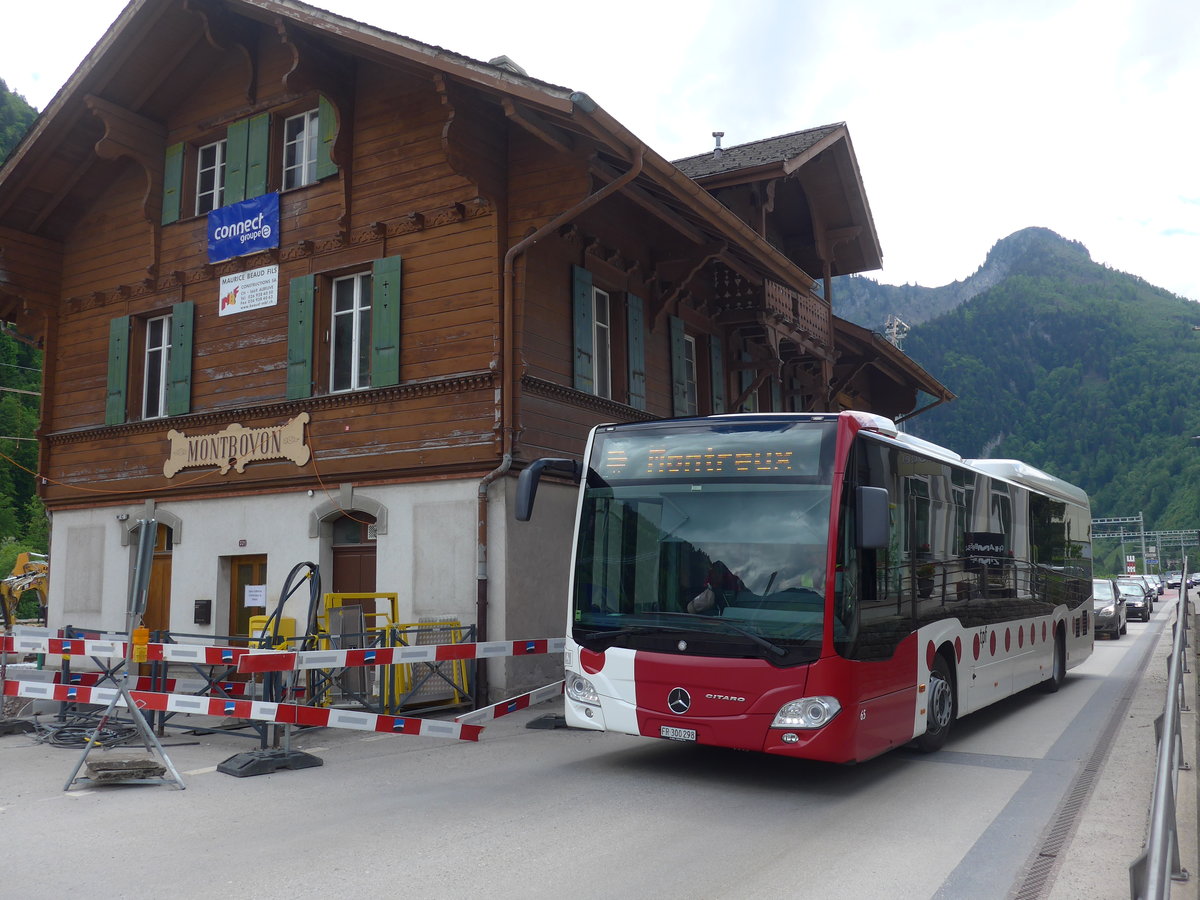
283, 109, 320, 190
142, 313, 172, 419
572, 266, 631, 402
286, 257, 401, 401
682, 334, 699, 415
195, 139, 226, 215
330, 272, 373, 392
107, 304, 193, 426
592, 287, 612, 400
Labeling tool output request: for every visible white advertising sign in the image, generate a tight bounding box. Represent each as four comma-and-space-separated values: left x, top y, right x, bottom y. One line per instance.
218, 265, 279, 316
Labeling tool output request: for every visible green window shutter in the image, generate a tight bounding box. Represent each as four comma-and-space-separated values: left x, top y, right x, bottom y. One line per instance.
626, 293, 646, 410
572, 266, 594, 393
166, 301, 194, 416
105, 316, 130, 425
161, 143, 183, 225
245, 113, 270, 199
710, 336, 726, 414
669, 315, 688, 416
770, 373, 781, 412
225, 117, 249, 204
316, 95, 338, 181
371, 255, 403, 387
286, 275, 315, 399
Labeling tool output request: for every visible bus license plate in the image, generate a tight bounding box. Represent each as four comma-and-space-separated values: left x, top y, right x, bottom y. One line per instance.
660, 725, 697, 742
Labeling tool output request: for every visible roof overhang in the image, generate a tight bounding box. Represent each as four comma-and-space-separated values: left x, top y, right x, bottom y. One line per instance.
831, 316, 954, 422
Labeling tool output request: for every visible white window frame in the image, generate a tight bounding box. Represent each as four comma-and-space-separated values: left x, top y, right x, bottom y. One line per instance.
330, 272, 372, 393
143, 313, 172, 420
682, 334, 699, 415
283, 109, 320, 190
592, 287, 612, 399
195, 139, 226, 215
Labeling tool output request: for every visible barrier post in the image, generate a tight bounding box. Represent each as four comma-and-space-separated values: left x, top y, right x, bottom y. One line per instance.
62, 520, 185, 791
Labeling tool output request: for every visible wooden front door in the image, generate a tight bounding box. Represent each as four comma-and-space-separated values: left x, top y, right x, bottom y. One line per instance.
229, 555, 268, 637
332, 514, 377, 596
143, 523, 173, 634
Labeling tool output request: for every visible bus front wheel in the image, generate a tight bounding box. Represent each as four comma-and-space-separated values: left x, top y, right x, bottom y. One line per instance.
915, 654, 955, 752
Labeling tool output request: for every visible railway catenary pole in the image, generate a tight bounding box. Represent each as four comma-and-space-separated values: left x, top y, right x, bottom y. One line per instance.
1092, 519, 1200, 573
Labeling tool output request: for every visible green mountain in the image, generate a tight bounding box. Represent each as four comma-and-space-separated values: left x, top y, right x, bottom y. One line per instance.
0, 79, 45, 562
836, 227, 1200, 571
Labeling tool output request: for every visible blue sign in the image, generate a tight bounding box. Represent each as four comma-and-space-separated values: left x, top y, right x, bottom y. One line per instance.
207, 193, 279, 263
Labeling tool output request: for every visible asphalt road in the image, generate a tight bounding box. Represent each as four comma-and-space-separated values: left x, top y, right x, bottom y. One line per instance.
0, 595, 1190, 899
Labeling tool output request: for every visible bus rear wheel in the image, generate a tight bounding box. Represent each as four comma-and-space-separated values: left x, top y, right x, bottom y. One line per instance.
915, 655, 955, 752
1039, 630, 1066, 693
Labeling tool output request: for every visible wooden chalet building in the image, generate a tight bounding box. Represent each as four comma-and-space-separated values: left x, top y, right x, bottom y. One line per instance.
0, 0, 950, 697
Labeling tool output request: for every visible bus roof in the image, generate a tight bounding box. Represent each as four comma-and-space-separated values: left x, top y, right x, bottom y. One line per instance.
964, 458, 1089, 509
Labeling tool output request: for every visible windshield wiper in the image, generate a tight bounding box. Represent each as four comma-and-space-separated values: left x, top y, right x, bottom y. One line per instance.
652, 612, 788, 658
576, 623, 685, 651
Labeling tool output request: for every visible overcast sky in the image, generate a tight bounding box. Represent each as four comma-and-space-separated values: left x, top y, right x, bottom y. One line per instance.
3, 0, 1198, 301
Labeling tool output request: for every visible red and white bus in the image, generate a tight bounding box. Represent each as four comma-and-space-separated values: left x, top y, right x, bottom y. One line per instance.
517, 411, 1093, 764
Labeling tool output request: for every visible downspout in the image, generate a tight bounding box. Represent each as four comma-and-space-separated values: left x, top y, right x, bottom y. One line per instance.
474, 139, 645, 706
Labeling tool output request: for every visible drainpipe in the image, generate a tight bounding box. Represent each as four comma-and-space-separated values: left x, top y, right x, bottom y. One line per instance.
474, 139, 645, 707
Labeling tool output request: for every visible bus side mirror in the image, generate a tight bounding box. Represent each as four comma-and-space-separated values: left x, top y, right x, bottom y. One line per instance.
515, 458, 582, 521
857, 486, 890, 549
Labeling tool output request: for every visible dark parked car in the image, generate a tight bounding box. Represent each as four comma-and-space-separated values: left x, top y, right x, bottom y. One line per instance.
1092, 578, 1127, 638
1116, 579, 1151, 622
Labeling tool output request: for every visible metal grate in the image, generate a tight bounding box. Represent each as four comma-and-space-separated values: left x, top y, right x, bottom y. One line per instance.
1011, 654, 1151, 899
401, 616, 466, 705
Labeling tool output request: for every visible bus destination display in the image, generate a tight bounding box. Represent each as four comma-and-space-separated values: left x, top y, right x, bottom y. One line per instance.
591, 423, 834, 480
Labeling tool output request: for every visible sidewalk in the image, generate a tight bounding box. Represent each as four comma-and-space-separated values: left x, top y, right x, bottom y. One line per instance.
1046, 596, 1197, 899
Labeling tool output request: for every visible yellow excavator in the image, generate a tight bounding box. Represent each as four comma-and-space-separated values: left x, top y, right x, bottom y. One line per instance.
1, 551, 48, 628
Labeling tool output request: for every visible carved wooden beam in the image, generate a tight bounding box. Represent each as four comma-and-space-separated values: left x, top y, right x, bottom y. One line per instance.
433, 74, 503, 204
275, 17, 348, 97
649, 242, 726, 330
84, 95, 166, 273
185, 0, 256, 106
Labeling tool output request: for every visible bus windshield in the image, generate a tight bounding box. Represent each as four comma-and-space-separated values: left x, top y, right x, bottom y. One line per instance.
571, 420, 837, 665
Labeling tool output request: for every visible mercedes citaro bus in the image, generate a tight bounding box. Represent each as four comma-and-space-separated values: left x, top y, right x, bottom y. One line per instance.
517, 411, 1092, 763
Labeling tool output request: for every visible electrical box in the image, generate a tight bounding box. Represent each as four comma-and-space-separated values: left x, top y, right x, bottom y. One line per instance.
248, 615, 296, 649
193, 598, 212, 626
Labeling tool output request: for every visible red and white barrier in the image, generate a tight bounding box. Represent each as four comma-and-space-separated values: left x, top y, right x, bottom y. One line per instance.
2, 633, 253, 666
236, 637, 566, 674
455, 680, 564, 725
2, 678, 482, 742
2, 633, 566, 674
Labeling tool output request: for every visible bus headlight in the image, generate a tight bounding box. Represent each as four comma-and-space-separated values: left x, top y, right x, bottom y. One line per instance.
566, 673, 600, 706
772, 697, 841, 729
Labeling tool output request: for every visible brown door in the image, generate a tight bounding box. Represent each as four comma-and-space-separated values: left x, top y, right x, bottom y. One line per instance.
229, 555, 268, 637
143, 524, 173, 634
332, 514, 377, 596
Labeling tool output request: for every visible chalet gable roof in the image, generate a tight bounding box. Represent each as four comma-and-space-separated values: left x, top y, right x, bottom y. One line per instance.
673, 124, 883, 279
673, 125, 844, 180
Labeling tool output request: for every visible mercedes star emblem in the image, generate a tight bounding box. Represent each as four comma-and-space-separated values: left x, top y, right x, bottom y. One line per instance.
668, 687, 691, 714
